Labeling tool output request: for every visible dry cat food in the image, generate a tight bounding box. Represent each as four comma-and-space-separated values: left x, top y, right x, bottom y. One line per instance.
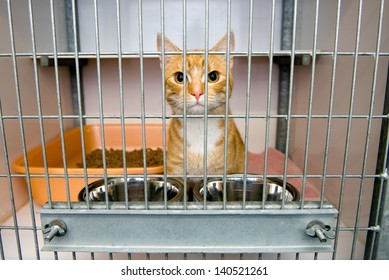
77, 148, 163, 168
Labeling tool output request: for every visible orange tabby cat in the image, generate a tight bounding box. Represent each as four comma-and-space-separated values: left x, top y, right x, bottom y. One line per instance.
157, 33, 244, 182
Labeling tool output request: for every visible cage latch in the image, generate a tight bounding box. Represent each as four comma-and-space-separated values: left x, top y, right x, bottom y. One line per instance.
42, 219, 67, 242
305, 220, 335, 243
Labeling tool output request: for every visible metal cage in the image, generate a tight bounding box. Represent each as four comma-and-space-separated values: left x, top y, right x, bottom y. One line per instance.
0, 0, 388, 260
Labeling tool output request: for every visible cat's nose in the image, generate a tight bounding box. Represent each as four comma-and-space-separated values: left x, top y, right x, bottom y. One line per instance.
191, 92, 203, 101
190, 85, 204, 101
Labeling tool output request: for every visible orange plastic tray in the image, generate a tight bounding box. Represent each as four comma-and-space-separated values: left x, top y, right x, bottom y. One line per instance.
12, 124, 165, 205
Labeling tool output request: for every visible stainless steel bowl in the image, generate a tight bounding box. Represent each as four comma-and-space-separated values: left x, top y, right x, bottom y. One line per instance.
78, 177, 184, 202
193, 177, 299, 202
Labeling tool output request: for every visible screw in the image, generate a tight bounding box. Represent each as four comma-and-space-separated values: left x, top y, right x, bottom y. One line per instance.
314, 229, 327, 243
305, 220, 334, 243
43, 220, 67, 242
45, 225, 60, 242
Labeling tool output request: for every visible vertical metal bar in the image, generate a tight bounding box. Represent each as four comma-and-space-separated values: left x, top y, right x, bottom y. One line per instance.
0, 230, 4, 260
321, 0, 342, 208
365, 65, 389, 259
160, 0, 168, 209
182, 0, 188, 208
276, 0, 294, 153
93, 0, 109, 208
351, 0, 385, 259
50, 2, 76, 266
203, 0, 209, 209
65, 0, 84, 128
6, 0, 40, 260
372, 177, 389, 259
28, 0, 53, 208
65, 0, 75, 53
263, 0, 276, 209
333, 0, 364, 260
66, 0, 89, 128
71, 0, 89, 209
138, 0, 148, 208
50, 0, 72, 207
116, 0, 129, 209
301, 0, 320, 208
0, 101, 22, 259
277, 66, 290, 153
281, 0, 298, 210
242, 0, 254, 209
222, 0, 232, 210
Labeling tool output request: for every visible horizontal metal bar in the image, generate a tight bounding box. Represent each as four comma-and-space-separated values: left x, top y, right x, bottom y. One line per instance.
41, 201, 336, 211
1, 173, 384, 180
0, 226, 41, 231
39, 203, 337, 253
1, 224, 379, 232
1, 51, 389, 58
339, 226, 381, 232
1, 114, 388, 120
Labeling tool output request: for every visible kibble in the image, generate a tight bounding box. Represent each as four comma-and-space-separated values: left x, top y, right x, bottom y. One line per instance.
77, 148, 163, 168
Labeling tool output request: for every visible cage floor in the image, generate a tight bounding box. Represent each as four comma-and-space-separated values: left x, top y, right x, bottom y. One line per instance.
1, 201, 365, 260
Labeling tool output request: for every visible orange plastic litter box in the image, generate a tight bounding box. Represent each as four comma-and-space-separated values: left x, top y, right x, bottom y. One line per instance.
12, 124, 165, 205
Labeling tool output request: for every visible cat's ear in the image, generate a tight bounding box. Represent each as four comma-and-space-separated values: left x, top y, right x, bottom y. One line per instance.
211, 32, 235, 52
157, 33, 181, 67
211, 32, 235, 67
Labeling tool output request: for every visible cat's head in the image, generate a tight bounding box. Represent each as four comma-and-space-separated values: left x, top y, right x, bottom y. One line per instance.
157, 33, 235, 115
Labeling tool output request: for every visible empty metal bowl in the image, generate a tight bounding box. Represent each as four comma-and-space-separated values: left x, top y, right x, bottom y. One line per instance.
193, 177, 299, 202
78, 177, 184, 202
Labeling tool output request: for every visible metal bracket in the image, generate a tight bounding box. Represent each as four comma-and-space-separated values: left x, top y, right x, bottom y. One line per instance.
39, 202, 337, 254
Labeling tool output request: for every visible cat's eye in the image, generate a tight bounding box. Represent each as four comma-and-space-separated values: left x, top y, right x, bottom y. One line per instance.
208, 71, 219, 83
174, 72, 184, 83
